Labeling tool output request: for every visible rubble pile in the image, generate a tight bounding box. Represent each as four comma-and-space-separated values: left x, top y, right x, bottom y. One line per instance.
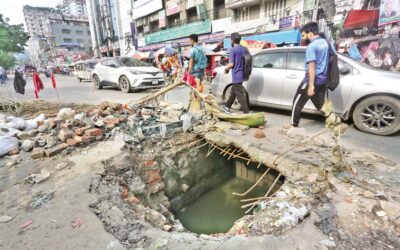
0, 100, 206, 160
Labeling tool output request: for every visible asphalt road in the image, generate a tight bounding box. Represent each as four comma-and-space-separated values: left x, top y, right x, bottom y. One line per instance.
1, 74, 399, 162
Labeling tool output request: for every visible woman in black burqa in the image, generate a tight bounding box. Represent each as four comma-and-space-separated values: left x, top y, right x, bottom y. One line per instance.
14, 69, 26, 95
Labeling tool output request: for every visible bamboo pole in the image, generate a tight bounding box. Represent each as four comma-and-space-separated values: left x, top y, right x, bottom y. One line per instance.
206, 144, 217, 157
244, 173, 282, 213
228, 149, 236, 160
233, 167, 271, 197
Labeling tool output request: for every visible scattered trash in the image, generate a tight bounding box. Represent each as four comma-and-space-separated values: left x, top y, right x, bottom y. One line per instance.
320, 239, 336, 247
72, 218, 83, 228
20, 219, 33, 229
0, 215, 13, 223
0, 136, 19, 157
376, 210, 386, 217
25, 169, 51, 184
29, 191, 55, 209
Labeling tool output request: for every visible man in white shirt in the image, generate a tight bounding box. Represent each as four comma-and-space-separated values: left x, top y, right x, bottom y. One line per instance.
0, 66, 5, 84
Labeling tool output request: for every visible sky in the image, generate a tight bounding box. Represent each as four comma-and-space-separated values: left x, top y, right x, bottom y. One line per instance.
0, 0, 61, 26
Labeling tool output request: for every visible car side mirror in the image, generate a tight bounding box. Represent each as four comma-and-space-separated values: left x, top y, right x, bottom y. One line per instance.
109, 64, 118, 68
339, 66, 351, 75
264, 63, 273, 68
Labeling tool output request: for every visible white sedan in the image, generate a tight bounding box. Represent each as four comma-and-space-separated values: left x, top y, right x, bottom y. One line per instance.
92, 57, 164, 93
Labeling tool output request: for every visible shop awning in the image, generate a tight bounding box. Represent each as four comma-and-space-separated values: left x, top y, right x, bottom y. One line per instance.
343, 10, 379, 30
224, 29, 301, 49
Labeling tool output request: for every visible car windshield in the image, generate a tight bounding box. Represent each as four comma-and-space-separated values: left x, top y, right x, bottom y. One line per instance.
118, 57, 150, 67
88, 62, 97, 69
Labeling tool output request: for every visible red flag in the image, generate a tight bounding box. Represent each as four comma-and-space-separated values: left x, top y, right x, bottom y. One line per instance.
51, 73, 57, 89
32, 72, 44, 99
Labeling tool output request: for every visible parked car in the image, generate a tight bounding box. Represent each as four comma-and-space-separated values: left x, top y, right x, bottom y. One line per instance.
75, 60, 97, 82
211, 47, 400, 136
92, 57, 165, 93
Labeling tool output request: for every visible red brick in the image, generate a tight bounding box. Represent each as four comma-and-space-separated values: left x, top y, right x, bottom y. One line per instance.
45, 143, 68, 157
8, 147, 20, 156
58, 128, 74, 142
146, 169, 161, 183
85, 128, 102, 137
119, 116, 128, 123
104, 117, 120, 126
48, 119, 65, 128
75, 126, 91, 136
66, 139, 80, 147
82, 135, 96, 143
74, 135, 91, 144
31, 148, 45, 159
254, 129, 266, 139
36, 120, 44, 127
144, 160, 157, 168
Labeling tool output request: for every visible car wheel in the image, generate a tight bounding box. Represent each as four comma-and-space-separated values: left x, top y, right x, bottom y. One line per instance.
224, 84, 250, 111
353, 96, 400, 136
119, 76, 131, 93
93, 75, 102, 89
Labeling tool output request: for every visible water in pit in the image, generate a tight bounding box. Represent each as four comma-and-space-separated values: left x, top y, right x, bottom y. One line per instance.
176, 177, 266, 235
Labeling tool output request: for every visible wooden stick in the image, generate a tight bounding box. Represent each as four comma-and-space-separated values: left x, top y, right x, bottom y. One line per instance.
223, 148, 232, 156
228, 149, 236, 160
256, 162, 262, 169
244, 173, 282, 213
233, 151, 244, 159
233, 168, 270, 197
206, 144, 217, 157
195, 142, 208, 150
240, 196, 275, 203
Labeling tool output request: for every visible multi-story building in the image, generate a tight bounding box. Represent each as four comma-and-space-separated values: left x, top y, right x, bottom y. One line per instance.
57, 0, 88, 16
23, 5, 92, 67
23, 5, 62, 38
87, 0, 123, 57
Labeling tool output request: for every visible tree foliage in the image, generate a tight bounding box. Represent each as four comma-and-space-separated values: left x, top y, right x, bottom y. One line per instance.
0, 14, 30, 68
0, 50, 16, 69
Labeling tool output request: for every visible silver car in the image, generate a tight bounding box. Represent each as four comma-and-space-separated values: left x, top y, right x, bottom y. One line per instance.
211, 47, 400, 136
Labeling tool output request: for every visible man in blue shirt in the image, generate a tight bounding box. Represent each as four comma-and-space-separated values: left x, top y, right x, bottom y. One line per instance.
291, 22, 330, 127
223, 32, 249, 114
188, 34, 206, 92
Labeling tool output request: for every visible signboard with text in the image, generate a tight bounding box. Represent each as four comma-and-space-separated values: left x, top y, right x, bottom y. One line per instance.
159, 10, 166, 28
145, 19, 212, 44
378, 0, 400, 26
166, 0, 181, 16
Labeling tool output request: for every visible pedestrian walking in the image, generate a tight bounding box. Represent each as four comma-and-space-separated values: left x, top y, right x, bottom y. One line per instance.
223, 32, 250, 114
188, 34, 207, 93
0, 66, 5, 84
290, 22, 333, 127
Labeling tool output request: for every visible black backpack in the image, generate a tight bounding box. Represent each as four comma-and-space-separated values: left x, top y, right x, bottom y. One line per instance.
243, 46, 253, 81
325, 39, 340, 91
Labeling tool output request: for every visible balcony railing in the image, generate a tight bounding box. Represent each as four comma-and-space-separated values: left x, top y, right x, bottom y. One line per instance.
226, 0, 261, 9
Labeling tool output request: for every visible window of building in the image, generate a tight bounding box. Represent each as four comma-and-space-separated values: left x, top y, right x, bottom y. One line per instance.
76, 30, 84, 35
63, 38, 72, 43
150, 20, 159, 33
62, 29, 71, 34
187, 7, 198, 23
214, 0, 226, 19
87, 30, 91, 35
137, 25, 144, 34
77, 39, 84, 43
167, 13, 180, 28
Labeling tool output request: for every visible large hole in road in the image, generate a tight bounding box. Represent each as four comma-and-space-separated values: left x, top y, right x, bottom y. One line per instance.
163, 144, 285, 235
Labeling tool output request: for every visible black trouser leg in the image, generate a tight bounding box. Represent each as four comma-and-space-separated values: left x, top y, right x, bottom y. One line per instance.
291, 81, 327, 126
310, 85, 326, 110
226, 84, 237, 108
291, 81, 311, 126
233, 84, 249, 114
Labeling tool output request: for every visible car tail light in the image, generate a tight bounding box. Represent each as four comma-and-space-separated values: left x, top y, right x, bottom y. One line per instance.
212, 71, 217, 79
